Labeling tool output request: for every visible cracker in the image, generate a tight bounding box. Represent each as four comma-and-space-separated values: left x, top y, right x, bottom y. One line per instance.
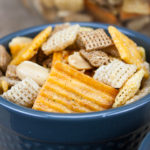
6, 65, 18, 79
113, 69, 144, 107
42, 25, 80, 55
102, 45, 120, 57
108, 26, 149, 78
77, 29, 113, 51
33, 62, 118, 113
68, 52, 92, 70
80, 49, 110, 67
94, 59, 137, 88
9, 37, 32, 57
0, 45, 11, 72
122, 0, 150, 15
2, 78, 40, 107
10, 26, 52, 65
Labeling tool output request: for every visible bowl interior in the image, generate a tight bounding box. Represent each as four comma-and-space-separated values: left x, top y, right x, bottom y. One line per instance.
0, 22, 150, 119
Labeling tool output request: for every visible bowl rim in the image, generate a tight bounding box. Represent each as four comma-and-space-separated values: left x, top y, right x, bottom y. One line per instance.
0, 22, 150, 121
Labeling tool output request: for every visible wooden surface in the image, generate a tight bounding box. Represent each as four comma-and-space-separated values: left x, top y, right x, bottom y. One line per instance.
0, 0, 47, 38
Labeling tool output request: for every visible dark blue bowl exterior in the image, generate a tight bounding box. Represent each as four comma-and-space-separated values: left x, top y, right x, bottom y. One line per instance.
0, 23, 150, 150
139, 132, 150, 150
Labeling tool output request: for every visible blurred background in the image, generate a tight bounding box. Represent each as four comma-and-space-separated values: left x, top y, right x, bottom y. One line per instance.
0, 0, 150, 38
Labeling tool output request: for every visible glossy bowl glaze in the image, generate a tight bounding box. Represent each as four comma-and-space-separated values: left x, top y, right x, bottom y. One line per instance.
138, 132, 150, 150
0, 23, 150, 150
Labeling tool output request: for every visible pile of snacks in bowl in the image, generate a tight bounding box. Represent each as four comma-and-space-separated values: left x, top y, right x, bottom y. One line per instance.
0, 23, 150, 113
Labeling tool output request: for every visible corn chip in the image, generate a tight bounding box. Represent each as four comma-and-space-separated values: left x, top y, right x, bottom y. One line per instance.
10, 26, 52, 65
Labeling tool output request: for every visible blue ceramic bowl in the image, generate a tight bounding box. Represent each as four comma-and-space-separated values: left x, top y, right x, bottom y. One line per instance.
139, 132, 150, 150
0, 23, 150, 150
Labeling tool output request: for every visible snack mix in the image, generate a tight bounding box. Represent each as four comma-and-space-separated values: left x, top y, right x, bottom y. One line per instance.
1, 23, 150, 113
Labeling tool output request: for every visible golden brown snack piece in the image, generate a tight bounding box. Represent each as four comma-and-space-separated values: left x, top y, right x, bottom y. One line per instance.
0, 70, 3, 77
120, 11, 141, 21
102, 45, 120, 57
10, 26, 52, 65
16, 61, 49, 86
68, 52, 92, 70
42, 55, 53, 68
77, 29, 113, 51
33, 61, 118, 113
9, 37, 32, 58
0, 45, 11, 72
137, 46, 146, 61
6, 65, 18, 79
42, 25, 80, 55
85, 0, 118, 24
35, 49, 47, 65
113, 69, 144, 108
108, 26, 149, 78
0, 79, 9, 93
0, 76, 19, 86
52, 52, 63, 65
80, 49, 110, 67
54, 0, 84, 12
122, 0, 150, 15
94, 59, 137, 88
2, 78, 40, 107
125, 77, 150, 105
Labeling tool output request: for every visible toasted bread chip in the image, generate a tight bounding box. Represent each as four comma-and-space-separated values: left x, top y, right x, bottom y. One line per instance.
126, 77, 150, 105
42, 25, 80, 55
54, 0, 84, 12
10, 26, 52, 65
0, 45, 11, 72
80, 49, 110, 67
108, 26, 149, 78
6, 65, 18, 79
68, 52, 92, 70
122, 0, 150, 15
9, 37, 32, 57
113, 69, 144, 107
33, 62, 118, 113
2, 78, 40, 107
94, 59, 137, 88
16, 61, 49, 86
77, 29, 113, 51
52, 23, 70, 35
